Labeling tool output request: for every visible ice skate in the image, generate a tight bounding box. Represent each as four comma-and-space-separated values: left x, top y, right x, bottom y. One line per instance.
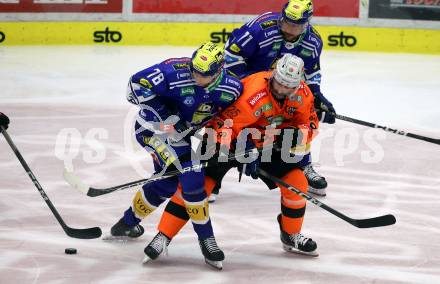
208, 193, 218, 203
303, 164, 327, 196
199, 236, 224, 270
277, 214, 318, 257
102, 217, 144, 241
142, 232, 171, 264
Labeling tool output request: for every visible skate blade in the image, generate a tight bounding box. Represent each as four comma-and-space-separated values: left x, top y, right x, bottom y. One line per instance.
102, 234, 135, 242
282, 244, 319, 257
205, 259, 223, 270
307, 186, 326, 197
142, 255, 153, 264
208, 194, 217, 203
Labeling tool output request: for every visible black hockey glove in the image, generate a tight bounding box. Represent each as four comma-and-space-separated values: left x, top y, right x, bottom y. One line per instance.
243, 139, 259, 179
314, 92, 336, 124
0, 112, 10, 130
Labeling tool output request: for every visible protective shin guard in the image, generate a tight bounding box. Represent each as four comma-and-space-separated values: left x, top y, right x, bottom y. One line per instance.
132, 189, 160, 220
183, 191, 213, 240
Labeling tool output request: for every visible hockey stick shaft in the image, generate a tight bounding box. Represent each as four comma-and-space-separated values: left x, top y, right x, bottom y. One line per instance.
258, 169, 396, 229
1, 126, 101, 239
67, 143, 267, 197
82, 161, 209, 197
336, 114, 440, 145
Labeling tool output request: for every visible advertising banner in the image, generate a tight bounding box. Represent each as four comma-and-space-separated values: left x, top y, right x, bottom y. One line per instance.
133, 0, 359, 18
369, 0, 440, 21
0, 0, 122, 13
2, 22, 439, 54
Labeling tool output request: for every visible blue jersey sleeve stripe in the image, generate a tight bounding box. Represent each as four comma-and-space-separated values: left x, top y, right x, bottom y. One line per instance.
169, 79, 195, 86
169, 82, 196, 89
260, 38, 283, 49
218, 85, 241, 98
259, 34, 283, 46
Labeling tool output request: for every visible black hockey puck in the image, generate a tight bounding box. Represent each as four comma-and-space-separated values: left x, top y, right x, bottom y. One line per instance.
65, 248, 77, 254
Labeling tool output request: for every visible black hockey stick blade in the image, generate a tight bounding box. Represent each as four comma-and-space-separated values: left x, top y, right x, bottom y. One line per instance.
87, 187, 109, 197
65, 226, 102, 239
350, 214, 396, 229
259, 169, 397, 229
2, 128, 102, 239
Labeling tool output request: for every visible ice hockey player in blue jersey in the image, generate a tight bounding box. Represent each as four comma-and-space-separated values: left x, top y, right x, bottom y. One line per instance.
213, 0, 334, 198
109, 42, 243, 269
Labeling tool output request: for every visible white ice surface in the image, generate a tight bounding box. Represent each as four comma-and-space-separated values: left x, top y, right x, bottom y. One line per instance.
1, 46, 440, 284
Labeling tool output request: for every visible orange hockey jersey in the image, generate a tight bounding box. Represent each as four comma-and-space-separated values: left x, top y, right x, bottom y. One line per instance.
212, 71, 319, 154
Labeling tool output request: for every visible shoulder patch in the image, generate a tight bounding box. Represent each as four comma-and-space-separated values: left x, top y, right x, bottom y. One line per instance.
229, 43, 241, 53
226, 77, 241, 88
140, 78, 153, 88
260, 20, 277, 30
172, 63, 190, 70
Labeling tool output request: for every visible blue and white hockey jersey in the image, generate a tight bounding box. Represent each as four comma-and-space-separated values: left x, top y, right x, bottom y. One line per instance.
127, 57, 243, 132
224, 12, 323, 96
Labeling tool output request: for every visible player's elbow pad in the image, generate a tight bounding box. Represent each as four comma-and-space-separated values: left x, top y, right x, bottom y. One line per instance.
126, 81, 157, 105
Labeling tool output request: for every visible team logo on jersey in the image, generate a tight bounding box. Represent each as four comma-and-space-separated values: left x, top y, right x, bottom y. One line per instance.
265, 30, 278, 38
247, 91, 268, 106
254, 102, 273, 117
173, 63, 189, 70
220, 92, 234, 102
260, 20, 277, 30
140, 78, 153, 89
178, 72, 191, 79
267, 115, 285, 126
272, 42, 282, 51
183, 96, 195, 106
300, 48, 313, 57
229, 43, 241, 53
192, 103, 214, 125
289, 93, 303, 104
181, 86, 195, 96
286, 106, 297, 115
226, 78, 240, 87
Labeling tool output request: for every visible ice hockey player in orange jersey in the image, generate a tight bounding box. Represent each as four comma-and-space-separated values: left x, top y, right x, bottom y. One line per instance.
143, 54, 320, 264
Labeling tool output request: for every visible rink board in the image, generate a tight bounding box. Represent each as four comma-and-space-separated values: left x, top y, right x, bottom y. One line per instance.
1, 22, 440, 54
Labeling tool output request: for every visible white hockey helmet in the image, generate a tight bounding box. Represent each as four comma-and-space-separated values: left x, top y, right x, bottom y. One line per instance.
272, 54, 304, 88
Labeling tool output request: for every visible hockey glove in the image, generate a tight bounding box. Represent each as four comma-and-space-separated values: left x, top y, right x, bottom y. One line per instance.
0, 112, 10, 130
166, 116, 195, 144
314, 92, 336, 124
243, 139, 260, 179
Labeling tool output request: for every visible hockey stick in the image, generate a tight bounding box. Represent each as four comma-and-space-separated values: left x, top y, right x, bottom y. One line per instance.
258, 169, 396, 229
1, 126, 102, 239
64, 162, 209, 197
64, 144, 264, 197
336, 114, 440, 145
